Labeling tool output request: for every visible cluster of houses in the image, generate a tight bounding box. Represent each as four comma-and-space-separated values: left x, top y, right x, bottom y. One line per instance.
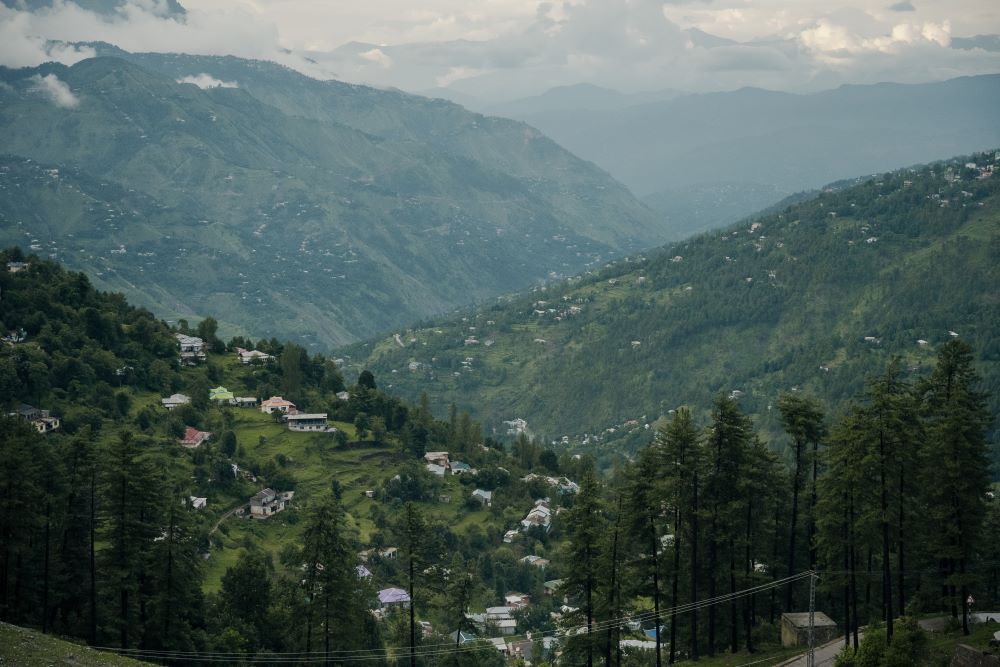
423, 451, 476, 477
162, 389, 336, 436
7, 402, 60, 434
174, 334, 279, 368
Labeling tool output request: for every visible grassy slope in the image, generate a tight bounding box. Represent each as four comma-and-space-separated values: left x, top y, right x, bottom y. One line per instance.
346, 152, 1000, 460
0, 622, 154, 666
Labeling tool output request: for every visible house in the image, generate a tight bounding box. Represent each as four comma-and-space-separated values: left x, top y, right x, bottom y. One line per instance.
6, 261, 29, 273
286, 413, 328, 432
450, 461, 474, 475
378, 587, 411, 609
520, 555, 550, 569
249, 488, 292, 518
424, 451, 450, 469
161, 393, 191, 410
503, 529, 519, 543
189, 496, 207, 509
234, 396, 258, 408
236, 348, 273, 364
336, 391, 350, 401
544, 579, 565, 598
378, 547, 398, 560
175, 334, 206, 365
488, 637, 509, 655
2, 328, 27, 345
486, 606, 514, 621
426, 463, 447, 477
521, 504, 552, 532
504, 418, 528, 435
356, 565, 372, 579
505, 593, 530, 609
260, 396, 296, 414
420, 620, 433, 637
12, 403, 43, 422
179, 427, 212, 448
780, 612, 838, 648
448, 630, 477, 645
472, 489, 492, 506
33, 415, 60, 434
209, 386, 235, 403
495, 619, 517, 636
620, 640, 657, 651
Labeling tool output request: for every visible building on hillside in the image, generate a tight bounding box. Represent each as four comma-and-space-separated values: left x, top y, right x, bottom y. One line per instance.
378, 588, 411, 609
161, 393, 191, 410
179, 427, 212, 448
520, 555, 550, 569
6, 261, 29, 273
448, 630, 477, 645
544, 579, 565, 599
505, 593, 530, 609
233, 396, 257, 408
260, 396, 296, 415
378, 547, 398, 560
450, 461, 474, 475
426, 463, 447, 477
175, 334, 206, 365
236, 348, 273, 364
780, 612, 838, 648
503, 529, 519, 543
189, 496, 207, 509
336, 391, 350, 401
286, 413, 328, 432
209, 386, 235, 403
33, 414, 61, 433
504, 418, 528, 435
356, 565, 372, 579
472, 489, 492, 506
521, 503, 552, 533
249, 488, 293, 518
424, 451, 450, 469
488, 638, 510, 655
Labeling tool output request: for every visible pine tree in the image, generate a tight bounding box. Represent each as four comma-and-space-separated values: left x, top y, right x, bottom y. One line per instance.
562, 467, 605, 667
918, 340, 992, 635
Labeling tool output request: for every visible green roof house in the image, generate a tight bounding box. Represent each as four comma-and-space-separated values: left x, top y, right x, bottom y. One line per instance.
209, 386, 235, 402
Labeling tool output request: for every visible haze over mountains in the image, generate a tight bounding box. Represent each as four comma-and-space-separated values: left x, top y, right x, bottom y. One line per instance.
482, 76, 1000, 235
0, 51, 661, 348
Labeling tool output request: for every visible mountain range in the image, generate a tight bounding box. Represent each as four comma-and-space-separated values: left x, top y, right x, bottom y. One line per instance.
489, 76, 1000, 234
0, 50, 663, 348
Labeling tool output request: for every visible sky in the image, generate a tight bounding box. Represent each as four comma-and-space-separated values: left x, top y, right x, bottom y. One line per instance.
2, 0, 999, 104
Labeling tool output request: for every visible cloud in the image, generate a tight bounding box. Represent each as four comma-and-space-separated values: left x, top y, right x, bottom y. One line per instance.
27, 73, 79, 108
889, 1, 916, 11
359, 47, 392, 67
177, 73, 238, 88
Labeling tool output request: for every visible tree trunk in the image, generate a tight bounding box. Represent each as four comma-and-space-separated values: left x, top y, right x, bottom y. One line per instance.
708, 511, 717, 657
668, 510, 678, 665
409, 552, 417, 667
89, 469, 97, 646
729, 538, 738, 654
42, 500, 50, 634
879, 427, 894, 643
690, 472, 699, 661
786, 439, 803, 610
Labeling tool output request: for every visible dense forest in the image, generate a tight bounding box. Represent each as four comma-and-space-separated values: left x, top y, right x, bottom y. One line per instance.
350, 150, 1000, 469
1, 246, 998, 666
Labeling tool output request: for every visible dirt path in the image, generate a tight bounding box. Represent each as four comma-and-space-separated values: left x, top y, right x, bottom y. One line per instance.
210, 503, 248, 535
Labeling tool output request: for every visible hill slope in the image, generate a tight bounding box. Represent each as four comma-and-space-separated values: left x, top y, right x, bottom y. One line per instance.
346, 151, 1000, 456
0, 54, 661, 349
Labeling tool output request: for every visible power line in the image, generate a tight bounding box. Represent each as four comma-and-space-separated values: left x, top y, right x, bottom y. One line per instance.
93, 571, 816, 664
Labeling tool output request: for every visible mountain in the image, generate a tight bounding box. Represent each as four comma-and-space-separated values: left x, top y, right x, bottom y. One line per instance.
485, 83, 683, 118
0, 53, 663, 349
345, 151, 1000, 461
493, 75, 1000, 235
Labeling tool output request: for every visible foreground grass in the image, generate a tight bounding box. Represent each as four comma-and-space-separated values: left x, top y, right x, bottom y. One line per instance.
0, 622, 154, 666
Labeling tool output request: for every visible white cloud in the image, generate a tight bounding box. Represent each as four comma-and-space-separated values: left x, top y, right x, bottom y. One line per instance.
177, 73, 239, 88
359, 47, 392, 67
27, 73, 79, 108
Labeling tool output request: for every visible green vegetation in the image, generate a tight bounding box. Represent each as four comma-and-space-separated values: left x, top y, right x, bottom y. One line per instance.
348, 150, 1000, 470
0, 51, 662, 349
0, 621, 154, 666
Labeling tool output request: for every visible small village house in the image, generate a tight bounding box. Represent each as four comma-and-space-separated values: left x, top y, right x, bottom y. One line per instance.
175, 333, 206, 365
236, 347, 274, 364
780, 612, 838, 648
472, 489, 492, 506
209, 386, 235, 403
233, 396, 258, 408
249, 488, 293, 518
161, 393, 191, 410
179, 427, 211, 448
424, 451, 450, 469
377, 588, 411, 609
260, 396, 296, 415
286, 413, 329, 432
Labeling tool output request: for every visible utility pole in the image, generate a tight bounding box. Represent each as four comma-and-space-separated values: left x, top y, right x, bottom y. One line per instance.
807, 571, 817, 667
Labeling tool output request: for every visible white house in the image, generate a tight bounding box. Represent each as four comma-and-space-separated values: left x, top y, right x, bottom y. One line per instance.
175, 334, 206, 365
260, 396, 296, 415
161, 393, 191, 410
286, 413, 328, 432
250, 488, 293, 518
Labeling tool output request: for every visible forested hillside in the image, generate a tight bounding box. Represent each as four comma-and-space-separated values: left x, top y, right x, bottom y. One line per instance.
0, 52, 661, 348
1, 254, 998, 667
349, 151, 1000, 464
